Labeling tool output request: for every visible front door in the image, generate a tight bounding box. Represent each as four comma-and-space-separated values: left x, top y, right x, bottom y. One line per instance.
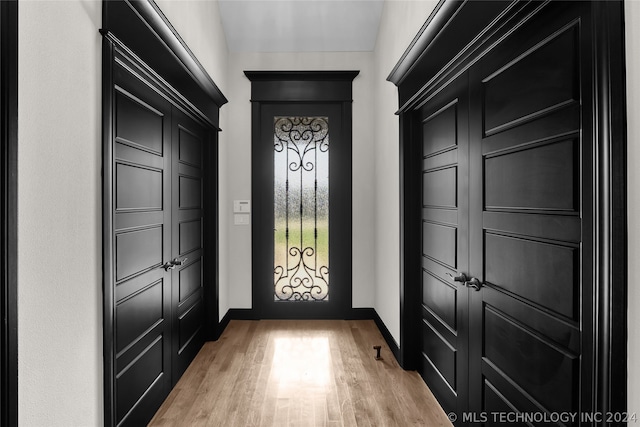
254, 103, 351, 318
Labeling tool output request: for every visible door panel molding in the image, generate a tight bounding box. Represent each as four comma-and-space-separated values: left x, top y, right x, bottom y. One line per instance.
392, 0, 627, 422
1, 0, 18, 425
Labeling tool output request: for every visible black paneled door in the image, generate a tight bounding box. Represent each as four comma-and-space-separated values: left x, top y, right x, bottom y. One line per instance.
112, 70, 172, 426
254, 103, 351, 318
467, 5, 586, 420
110, 60, 208, 426
418, 74, 470, 416
170, 109, 206, 382
247, 71, 356, 320
103, 3, 226, 426
419, 3, 591, 423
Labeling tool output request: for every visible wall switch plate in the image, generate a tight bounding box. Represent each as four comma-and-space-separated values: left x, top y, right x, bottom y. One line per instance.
234, 214, 250, 225
233, 200, 251, 213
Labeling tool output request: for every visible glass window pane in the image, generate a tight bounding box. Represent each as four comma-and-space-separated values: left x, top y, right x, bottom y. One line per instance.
274, 117, 329, 301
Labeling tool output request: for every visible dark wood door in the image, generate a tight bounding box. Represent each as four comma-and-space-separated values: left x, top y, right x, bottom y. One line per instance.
112, 65, 173, 426
110, 64, 211, 426
254, 103, 351, 318
103, 5, 226, 425
418, 75, 470, 417
467, 4, 588, 422
170, 109, 206, 382
419, 3, 591, 424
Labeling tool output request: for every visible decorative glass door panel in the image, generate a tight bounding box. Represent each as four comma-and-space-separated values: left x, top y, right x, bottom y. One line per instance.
249, 79, 355, 318
273, 117, 329, 301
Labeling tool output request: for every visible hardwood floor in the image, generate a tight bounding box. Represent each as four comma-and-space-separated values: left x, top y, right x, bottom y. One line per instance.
149, 320, 452, 427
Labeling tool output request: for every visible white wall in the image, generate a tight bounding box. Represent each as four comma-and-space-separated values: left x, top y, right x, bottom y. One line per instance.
18, 2, 103, 425
224, 52, 376, 309
17, 1, 228, 425
626, 0, 640, 418
372, 0, 439, 345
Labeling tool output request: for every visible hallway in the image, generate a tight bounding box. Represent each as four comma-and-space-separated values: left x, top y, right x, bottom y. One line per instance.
149, 320, 452, 427
5, 1, 637, 425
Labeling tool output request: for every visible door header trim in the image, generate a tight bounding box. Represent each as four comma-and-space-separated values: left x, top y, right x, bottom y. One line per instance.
388, 0, 551, 113
245, 70, 359, 103
102, 0, 227, 123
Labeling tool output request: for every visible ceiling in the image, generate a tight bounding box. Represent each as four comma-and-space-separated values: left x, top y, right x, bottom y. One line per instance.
218, 0, 385, 52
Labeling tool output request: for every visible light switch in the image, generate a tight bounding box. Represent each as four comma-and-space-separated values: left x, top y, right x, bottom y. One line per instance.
233, 200, 251, 213
234, 214, 250, 225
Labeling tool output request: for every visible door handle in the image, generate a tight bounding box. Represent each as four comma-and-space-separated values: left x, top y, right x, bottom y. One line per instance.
171, 257, 188, 267
465, 277, 483, 291
446, 272, 483, 291
446, 272, 469, 283
163, 258, 187, 271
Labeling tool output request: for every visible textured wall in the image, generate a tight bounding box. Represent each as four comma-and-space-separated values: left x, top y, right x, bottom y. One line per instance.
372, 0, 439, 345
17, 1, 229, 425
18, 1, 103, 425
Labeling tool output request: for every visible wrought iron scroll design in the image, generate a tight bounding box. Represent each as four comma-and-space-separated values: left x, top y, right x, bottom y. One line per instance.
274, 117, 329, 301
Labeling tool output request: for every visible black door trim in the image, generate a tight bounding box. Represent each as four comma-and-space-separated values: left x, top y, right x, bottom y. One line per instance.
101, 2, 227, 425
391, 0, 627, 419
246, 70, 358, 319
101, 0, 227, 127
591, 1, 627, 414
0, 0, 18, 425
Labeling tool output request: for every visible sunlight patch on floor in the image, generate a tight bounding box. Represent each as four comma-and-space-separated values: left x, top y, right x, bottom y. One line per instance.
271, 336, 331, 392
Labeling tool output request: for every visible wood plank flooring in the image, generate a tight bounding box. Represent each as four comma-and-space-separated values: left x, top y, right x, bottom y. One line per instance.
149, 320, 453, 427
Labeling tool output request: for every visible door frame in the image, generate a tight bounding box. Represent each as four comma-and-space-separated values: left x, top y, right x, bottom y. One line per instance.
390, 0, 627, 418
246, 71, 358, 319
0, 0, 18, 425
101, 1, 227, 425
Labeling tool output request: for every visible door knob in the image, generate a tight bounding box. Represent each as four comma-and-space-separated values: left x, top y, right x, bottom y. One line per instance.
163, 258, 187, 271
446, 272, 483, 290
171, 257, 188, 267
465, 277, 483, 291
446, 272, 469, 283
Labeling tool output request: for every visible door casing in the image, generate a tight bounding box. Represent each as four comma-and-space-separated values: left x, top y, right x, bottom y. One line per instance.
246, 71, 358, 319
0, 1, 18, 425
